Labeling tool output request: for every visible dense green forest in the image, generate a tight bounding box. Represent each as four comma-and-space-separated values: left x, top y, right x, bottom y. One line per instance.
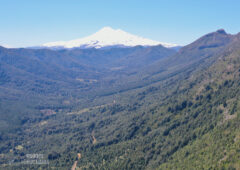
0, 30, 239, 169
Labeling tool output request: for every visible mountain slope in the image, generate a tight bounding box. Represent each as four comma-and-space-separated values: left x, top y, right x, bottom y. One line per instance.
0, 45, 176, 132
42, 27, 178, 49
159, 32, 240, 169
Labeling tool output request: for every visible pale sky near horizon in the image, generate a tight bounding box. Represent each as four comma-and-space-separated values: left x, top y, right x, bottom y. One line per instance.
0, 0, 240, 47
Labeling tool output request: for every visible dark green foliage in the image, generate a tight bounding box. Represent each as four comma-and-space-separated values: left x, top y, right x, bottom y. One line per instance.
48, 152, 61, 160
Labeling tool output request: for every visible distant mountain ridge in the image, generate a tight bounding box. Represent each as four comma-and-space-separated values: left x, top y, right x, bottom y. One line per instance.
42, 27, 178, 49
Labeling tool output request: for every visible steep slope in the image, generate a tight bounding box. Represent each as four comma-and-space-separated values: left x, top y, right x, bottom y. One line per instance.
42, 27, 178, 49
158, 32, 240, 169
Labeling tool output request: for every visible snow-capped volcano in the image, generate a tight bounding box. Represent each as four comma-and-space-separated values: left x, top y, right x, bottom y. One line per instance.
43, 27, 177, 49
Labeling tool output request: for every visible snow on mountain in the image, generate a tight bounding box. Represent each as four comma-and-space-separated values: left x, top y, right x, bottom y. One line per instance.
43, 27, 178, 49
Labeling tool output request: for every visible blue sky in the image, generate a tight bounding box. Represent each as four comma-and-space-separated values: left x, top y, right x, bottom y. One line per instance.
0, 0, 240, 47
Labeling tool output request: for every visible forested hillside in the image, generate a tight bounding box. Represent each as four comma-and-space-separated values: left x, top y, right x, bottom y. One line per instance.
0, 30, 239, 169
